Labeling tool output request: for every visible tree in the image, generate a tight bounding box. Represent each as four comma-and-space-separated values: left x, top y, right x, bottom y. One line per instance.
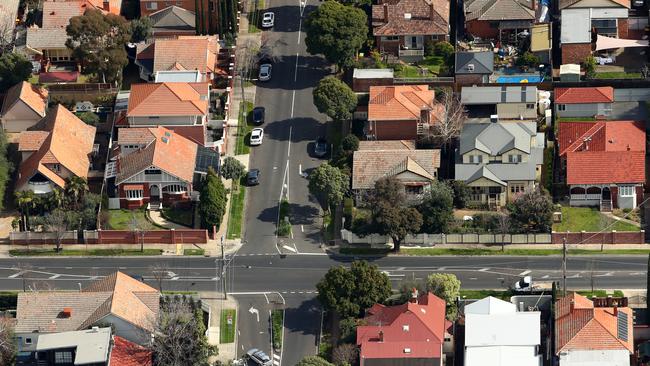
584, 55, 597, 79
130, 16, 152, 43
418, 181, 453, 233
433, 41, 454, 64
154, 297, 218, 366
64, 176, 89, 209
66, 9, 131, 84
516, 51, 540, 68
508, 188, 553, 233
449, 180, 470, 209
425, 89, 466, 151
0, 128, 13, 209
332, 344, 358, 366
426, 273, 461, 320
0, 53, 32, 92
198, 168, 227, 230
0, 318, 15, 365
374, 205, 422, 252
308, 163, 349, 210
338, 317, 357, 344
77, 111, 100, 125
341, 134, 359, 152
15, 190, 35, 231
40, 209, 71, 252
305, 1, 368, 70
496, 214, 511, 251
313, 77, 357, 121
297, 356, 335, 366
220, 157, 246, 182
368, 177, 405, 210
316, 261, 391, 318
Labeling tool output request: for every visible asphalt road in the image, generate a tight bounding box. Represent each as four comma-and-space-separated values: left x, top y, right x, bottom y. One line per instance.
242, 0, 328, 257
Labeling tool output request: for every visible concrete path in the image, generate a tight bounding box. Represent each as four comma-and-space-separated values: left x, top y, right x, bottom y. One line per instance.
147, 210, 191, 229
200, 292, 240, 363
603, 211, 641, 227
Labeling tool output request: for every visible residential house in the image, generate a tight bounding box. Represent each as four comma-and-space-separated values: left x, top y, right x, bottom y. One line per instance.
464, 296, 541, 366
559, 0, 630, 64
15, 272, 160, 346
371, 0, 450, 59
126, 82, 210, 146
555, 293, 633, 366
454, 51, 494, 86
555, 87, 614, 118
106, 126, 219, 209
461, 85, 538, 120
366, 85, 443, 140
352, 140, 440, 202
455, 121, 544, 209
149, 6, 197, 38
357, 291, 451, 366
463, 0, 535, 40
0, 0, 19, 47
140, 0, 217, 34
0, 81, 49, 133
135, 36, 219, 81
16, 105, 96, 194
557, 120, 645, 210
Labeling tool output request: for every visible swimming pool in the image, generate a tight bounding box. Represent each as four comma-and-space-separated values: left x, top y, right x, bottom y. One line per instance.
496, 75, 543, 83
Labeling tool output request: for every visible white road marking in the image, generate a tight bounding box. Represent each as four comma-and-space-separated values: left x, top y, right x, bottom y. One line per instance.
438, 267, 446, 271
273, 361, 280, 366
249, 306, 260, 322
300, 225, 304, 232
264, 293, 269, 303
290, 230, 294, 239
49, 274, 60, 279
518, 270, 532, 276
293, 243, 298, 253
594, 272, 614, 277
541, 275, 550, 279
478, 268, 490, 272
282, 245, 297, 253
290, 90, 296, 117
630, 272, 645, 275
294, 53, 299, 82
8, 271, 25, 279
287, 126, 292, 157
170, 276, 179, 281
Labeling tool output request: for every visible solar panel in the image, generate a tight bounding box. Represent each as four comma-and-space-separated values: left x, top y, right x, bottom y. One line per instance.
617, 310, 629, 341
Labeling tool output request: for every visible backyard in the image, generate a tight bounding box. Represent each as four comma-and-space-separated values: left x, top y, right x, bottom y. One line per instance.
553, 206, 640, 232
393, 56, 445, 78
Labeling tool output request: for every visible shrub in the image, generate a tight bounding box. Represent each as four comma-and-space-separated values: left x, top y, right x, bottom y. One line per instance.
433, 41, 454, 63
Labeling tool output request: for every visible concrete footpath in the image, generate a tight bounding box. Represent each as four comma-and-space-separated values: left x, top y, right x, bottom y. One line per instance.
201, 291, 240, 363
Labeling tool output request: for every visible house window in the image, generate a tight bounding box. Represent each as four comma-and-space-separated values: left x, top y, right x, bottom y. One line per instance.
619, 185, 635, 197
526, 103, 535, 109
405, 185, 423, 195
145, 1, 158, 10
209, 1, 215, 11
51, 164, 60, 172
24, 338, 32, 345
383, 36, 399, 41
469, 155, 483, 164
558, 104, 566, 111
163, 184, 186, 193
145, 169, 162, 175
55, 352, 73, 364
510, 184, 525, 194
508, 154, 522, 163
592, 19, 617, 36
126, 189, 144, 200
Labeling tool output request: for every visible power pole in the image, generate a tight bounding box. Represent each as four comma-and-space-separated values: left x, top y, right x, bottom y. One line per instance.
221, 235, 227, 300
562, 237, 567, 296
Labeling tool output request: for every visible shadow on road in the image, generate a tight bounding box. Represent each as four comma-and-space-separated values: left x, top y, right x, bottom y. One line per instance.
284, 296, 321, 337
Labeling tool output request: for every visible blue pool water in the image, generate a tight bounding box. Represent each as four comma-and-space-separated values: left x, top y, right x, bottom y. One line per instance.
496, 75, 543, 83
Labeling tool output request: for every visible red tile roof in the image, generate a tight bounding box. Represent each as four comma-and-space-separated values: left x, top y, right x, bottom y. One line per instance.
555, 293, 633, 355
110, 336, 152, 366
368, 85, 443, 123
127, 82, 209, 117
1, 81, 48, 118
555, 87, 614, 104
357, 292, 447, 361
558, 121, 646, 185
372, 0, 449, 36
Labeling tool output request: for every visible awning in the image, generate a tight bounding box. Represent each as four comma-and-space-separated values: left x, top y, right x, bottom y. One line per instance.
499, 20, 532, 30
596, 35, 649, 51
123, 184, 144, 191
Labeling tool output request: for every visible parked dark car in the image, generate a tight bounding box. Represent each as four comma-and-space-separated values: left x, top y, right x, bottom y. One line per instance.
247, 169, 260, 185
314, 137, 328, 158
252, 107, 265, 124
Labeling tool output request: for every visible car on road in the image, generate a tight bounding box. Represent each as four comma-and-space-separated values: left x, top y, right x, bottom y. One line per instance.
261, 12, 275, 28
250, 128, 264, 146
247, 169, 260, 185
246, 349, 272, 366
252, 107, 265, 124
314, 137, 328, 158
258, 63, 272, 81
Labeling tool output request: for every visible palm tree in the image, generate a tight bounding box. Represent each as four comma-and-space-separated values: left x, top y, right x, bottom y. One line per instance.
64, 176, 88, 208
47, 188, 65, 211
15, 190, 35, 231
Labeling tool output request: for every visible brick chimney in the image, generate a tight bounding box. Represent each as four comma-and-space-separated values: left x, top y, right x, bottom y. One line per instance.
569, 299, 574, 313
531, 0, 536, 12
61, 307, 72, 318
430, 3, 435, 20
383, 4, 389, 22
378, 330, 384, 342
103, 0, 111, 11
410, 287, 419, 303
613, 306, 618, 316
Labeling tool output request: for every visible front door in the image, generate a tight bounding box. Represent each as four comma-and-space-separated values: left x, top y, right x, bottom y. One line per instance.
150, 185, 160, 200
411, 36, 418, 49
602, 187, 611, 200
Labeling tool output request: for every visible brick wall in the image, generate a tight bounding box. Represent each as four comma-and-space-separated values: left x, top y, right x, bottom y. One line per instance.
455, 74, 486, 86
618, 18, 629, 39
369, 119, 418, 140
119, 184, 151, 209
466, 20, 499, 39
352, 77, 393, 93
88, 229, 208, 244
562, 43, 592, 65
551, 231, 645, 244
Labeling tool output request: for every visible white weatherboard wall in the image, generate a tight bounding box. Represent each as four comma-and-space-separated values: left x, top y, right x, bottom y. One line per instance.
561, 9, 592, 43
559, 349, 630, 366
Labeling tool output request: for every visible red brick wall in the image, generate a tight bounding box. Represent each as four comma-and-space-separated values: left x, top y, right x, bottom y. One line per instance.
369, 119, 418, 140
552, 231, 645, 244
562, 43, 592, 65
352, 77, 394, 93
636, 186, 644, 205
466, 20, 499, 39
455, 74, 486, 86
162, 192, 191, 205
119, 184, 151, 209
618, 18, 629, 39
90, 229, 208, 244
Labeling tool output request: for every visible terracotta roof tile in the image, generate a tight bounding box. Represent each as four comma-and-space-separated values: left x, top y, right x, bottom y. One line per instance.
368, 85, 443, 122
358, 140, 417, 150
464, 0, 535, 21
41, 0, 88, 29
558, 121, 645, 156
18, 131, 49, 151
110, 336, 153, 366
372, 0, 449, 35
353, 148, 440, 189
566, 150, 645, 185
555, 87, 614, 104
1, 81, 48, 118
127, 82, 209, 117
136, 36, 218, 74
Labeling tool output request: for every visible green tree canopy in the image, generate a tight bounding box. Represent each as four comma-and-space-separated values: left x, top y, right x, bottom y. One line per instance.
316, 261, 391, 318
199, 168, 227, 230
77, 112, 100, 125
508, 188, 553, 233
341, 134, 359, 152
296, 356, 335, 366
0, 53, 32, 92
369, 176, 405, 208
220, 156, 246, 181
308, 163, 349, 209
305, 1, 368, 69
374, 205, 422, 252
449, 180, 470, 209
66, 9, 131, 83
313, 77, 357, 121
426, 273, 461, 319
130, 16, 152, 43
0, 129, 12, 211
418, 181, 453, 233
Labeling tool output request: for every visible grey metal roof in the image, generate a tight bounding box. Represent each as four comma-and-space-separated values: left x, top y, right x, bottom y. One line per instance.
353, 68, 394, 79
455, 51, 494, 74
459, 121, 537, 155
150, 5, 196, 30
461, 86, 538, 105
455, 161, 538, 184
35, 327, 111, 364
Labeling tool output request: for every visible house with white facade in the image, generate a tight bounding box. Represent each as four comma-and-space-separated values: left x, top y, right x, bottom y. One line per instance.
554, 87, 614, 119
461, 85, 538, 121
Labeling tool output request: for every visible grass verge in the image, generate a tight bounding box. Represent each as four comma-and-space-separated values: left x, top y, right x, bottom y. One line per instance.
227, 179, 246, 239
271, 309, 283, 350
340, 247, 650, 256
107, 209, 157, 230
183, 248, 205, 256
10, 249, 163, 256
247, 0, 265, 33
220, 309, 237, 343
235, 101, 254, 155
553, 206, 640, 232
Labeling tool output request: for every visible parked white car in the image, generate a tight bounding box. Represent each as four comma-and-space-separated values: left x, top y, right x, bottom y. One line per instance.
250, 128, 264, 146
258, 64, 272, 81
261, 12, 275, 28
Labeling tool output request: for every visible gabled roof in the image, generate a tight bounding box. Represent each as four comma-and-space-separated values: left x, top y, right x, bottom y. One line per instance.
358, 140, 417, 151
352, 149, 441, 189
116, 126, 199, 184
371, 0, 449, 36
150, 5, 196, 31
16, 105, 96, 190
465, 0, 534, 21
555, 293, 633, 354
559, 0, 629, 9
127, 82, 209, 117
555, 87, 614, 104
567, 151, 645, 185
110, 336, 153, 366
459, 121, 537, 155
357, 293, 447, 360
136, 36, 218, 75
465, 296, 516, 315
455, 51, 494, 74
1, 81, 49, 118
18, 131, 50, 151
368, 85, 443, 122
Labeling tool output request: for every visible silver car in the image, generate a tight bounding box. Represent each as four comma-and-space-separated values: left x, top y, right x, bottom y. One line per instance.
261, 12, 275, 28
247, 348, 272, 366
258, 64, 272, 81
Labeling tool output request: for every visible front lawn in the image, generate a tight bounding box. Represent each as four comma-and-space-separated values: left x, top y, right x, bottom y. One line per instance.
106, 209, 157, 230
162, 206, 193, 227
553, 206, 640, 232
